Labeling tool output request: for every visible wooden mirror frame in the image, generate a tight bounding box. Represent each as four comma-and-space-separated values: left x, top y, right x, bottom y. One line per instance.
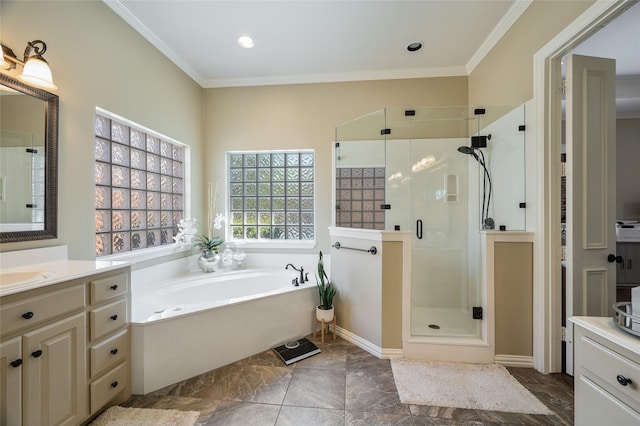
0, 73, 58, 243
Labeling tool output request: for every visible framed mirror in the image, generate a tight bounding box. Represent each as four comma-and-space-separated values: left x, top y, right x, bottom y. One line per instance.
0, 73, 58, 243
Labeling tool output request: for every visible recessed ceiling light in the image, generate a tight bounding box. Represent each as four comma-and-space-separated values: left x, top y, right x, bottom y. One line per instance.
238, 36, 255, 48
407, 42, 423, 52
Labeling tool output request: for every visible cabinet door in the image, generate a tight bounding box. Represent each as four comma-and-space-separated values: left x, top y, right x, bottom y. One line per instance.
624, 244, 640, 284
576, 374, 640, 425
23, 313, 88, 426
1, 336, 22, 426
616, 243, 627, 284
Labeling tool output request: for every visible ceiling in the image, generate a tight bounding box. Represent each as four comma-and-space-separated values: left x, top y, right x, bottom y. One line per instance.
105, 0, 527, 88
106, 0, 639, 115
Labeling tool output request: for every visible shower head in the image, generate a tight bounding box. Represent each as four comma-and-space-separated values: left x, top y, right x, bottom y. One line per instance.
458, 146, 481, 162
457, 146, 475, 155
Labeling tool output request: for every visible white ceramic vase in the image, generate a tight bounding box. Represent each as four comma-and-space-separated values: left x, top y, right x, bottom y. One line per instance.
316, 305, 335, 323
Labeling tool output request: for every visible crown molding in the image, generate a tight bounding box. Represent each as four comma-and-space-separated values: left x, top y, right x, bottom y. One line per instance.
103, 0, 207, 87
205, 66, 468, 88
466, 0, 533, 74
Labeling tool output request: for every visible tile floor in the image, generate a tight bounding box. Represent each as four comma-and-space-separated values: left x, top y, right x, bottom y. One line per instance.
123, 334, 574, 425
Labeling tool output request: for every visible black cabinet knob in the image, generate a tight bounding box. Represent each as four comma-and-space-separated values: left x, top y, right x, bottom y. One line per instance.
10, 359, 23, 368
110, 348, 118, 355
31, 349, 43, 358
110, 284, 118, 291
22, 312, 34, 320
111, 381, 119, 388
110, 314, 118, 321
617, 375, 633, 386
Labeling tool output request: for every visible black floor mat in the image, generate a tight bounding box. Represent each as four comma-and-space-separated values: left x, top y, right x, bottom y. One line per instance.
272, 337, 321, 365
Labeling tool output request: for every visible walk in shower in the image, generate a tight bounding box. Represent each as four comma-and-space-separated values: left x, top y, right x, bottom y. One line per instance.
334, 105, 526, 361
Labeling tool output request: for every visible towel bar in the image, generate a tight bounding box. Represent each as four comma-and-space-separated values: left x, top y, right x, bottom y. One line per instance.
331, 241, 377, 255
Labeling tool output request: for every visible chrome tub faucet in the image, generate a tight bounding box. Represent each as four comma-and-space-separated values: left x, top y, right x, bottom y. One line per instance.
285, 263, 307, 284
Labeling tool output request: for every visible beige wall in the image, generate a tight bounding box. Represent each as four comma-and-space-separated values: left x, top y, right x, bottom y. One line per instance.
617, 118, 640, 220
0, 1, 203, 259
381, 241, 403, 349
469, 0, 594, 106
203, 77, 468, 252
494, 241, 533, 357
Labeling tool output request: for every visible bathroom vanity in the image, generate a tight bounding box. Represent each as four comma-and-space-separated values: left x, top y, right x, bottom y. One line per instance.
0, 247, 130, 426
570, 316, 640, 425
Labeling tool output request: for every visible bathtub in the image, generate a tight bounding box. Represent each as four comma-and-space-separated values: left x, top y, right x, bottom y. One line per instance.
131, 267, 317, 394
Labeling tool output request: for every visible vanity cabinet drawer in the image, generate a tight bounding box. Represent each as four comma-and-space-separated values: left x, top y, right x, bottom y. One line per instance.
90, 361, 129, 412
91, 273, 127, 304
0, 285, 85, 337
91, 329, 129, 379
90, 299, 127, 341
577, 332, 640, 411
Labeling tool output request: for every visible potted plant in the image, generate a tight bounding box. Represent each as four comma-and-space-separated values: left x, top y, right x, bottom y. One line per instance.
316, 251, 336, 322
194, 234, 224, 272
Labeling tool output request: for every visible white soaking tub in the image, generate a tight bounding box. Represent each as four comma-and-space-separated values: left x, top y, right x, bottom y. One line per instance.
131, 268, 317, 394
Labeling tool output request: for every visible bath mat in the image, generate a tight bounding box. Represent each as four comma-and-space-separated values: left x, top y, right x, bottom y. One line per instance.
390, 359, 553, 415
273, 337, 321, 365
89, 406, 199, 426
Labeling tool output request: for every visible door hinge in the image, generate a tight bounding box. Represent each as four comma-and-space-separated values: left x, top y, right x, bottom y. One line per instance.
472, 306, 483, 320
561, 162, 567, 177
561, 79, 567, 95
561, 246, 567, 261
561, 326, 566, 341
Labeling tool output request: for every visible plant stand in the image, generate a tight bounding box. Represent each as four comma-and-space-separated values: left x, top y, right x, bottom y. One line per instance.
313, 314, 336, 344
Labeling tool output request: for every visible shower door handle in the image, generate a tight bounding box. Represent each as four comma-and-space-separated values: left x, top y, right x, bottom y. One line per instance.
416, 219, 423, 240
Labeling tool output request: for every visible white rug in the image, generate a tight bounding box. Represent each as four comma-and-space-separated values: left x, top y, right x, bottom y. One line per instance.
390, 359, 553, 415
89, 406, 200, 426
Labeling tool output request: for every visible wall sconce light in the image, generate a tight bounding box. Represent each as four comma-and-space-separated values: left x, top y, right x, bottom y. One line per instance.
1, 40, 57, 90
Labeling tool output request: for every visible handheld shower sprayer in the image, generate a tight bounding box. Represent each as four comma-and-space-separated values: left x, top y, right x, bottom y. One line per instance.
457, 145, 494, 230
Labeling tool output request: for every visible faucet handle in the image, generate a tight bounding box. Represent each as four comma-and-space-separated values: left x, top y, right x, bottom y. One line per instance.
304, 272, 309, 282
292, 277, 299, 286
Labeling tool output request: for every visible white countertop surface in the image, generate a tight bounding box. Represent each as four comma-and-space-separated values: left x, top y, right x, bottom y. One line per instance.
569, 316, 640, 356
0, 259, 129, 297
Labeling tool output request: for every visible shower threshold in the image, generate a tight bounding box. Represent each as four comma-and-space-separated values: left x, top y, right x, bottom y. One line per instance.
410, 306, 481, 338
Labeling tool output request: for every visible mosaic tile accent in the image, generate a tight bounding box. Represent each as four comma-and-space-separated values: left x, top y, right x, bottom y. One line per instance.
95, 112, 184, 256
336, 167, 385, 229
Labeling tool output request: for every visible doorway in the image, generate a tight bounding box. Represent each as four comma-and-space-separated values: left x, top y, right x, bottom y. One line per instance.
534, 0, 639, 374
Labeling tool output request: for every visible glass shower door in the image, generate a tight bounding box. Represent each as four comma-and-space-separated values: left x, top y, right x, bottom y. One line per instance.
409, 136, 482, 339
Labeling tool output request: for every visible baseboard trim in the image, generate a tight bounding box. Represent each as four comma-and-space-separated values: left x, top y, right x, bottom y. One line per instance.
334, 326, 403, 359
495, 354, 534, 368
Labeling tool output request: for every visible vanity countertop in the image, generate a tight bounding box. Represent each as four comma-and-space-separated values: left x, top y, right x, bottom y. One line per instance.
569, 316, 640, 355
0, 259, 129, 297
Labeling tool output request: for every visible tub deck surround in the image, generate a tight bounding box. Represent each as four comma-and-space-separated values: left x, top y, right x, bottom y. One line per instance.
130, 253, 321, 394
132, 268, 312, 323
0, 245, 129, 296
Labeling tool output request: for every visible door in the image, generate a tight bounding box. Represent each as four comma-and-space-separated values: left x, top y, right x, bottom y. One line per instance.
1, 336, 22, 426
409, 137, 481, 338
619, 243, 640, 284
23, 313, 88, 426
565, 54, 616, 375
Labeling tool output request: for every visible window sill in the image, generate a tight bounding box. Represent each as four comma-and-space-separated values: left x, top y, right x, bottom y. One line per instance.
98, 244, 193, 265
228, 240, 317, 250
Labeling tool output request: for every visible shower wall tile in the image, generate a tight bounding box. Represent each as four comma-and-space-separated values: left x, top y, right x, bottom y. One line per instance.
336, 167, 385, 229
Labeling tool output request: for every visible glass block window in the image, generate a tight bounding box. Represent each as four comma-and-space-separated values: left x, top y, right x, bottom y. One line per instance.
335, 167, 385, 229
95, 110, 186, 256
228, 151, 315, 241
